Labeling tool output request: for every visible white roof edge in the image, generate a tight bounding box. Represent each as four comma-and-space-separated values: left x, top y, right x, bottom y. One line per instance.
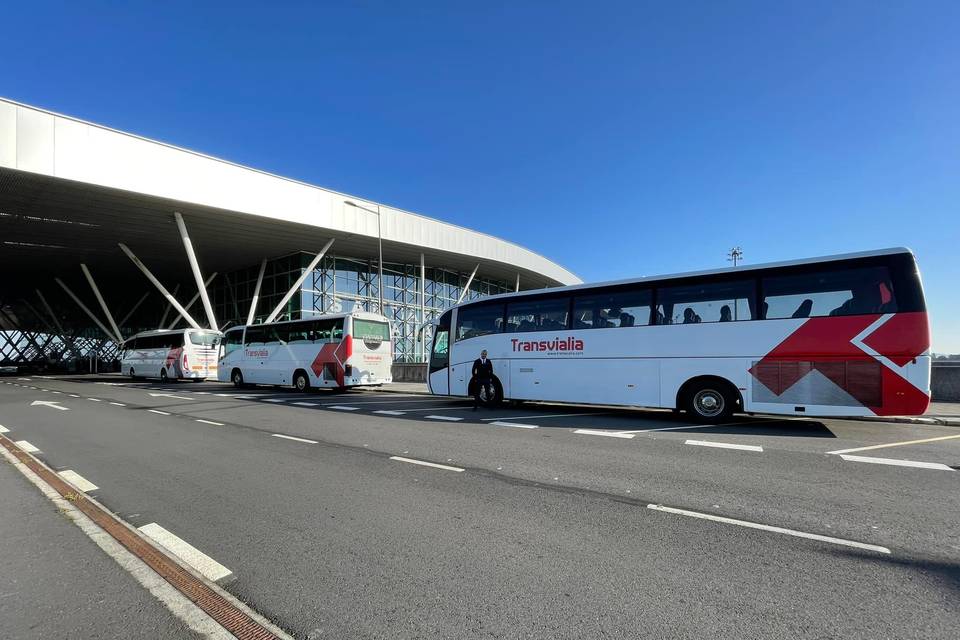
467, 247, 915, 303
0, 96, 580, 284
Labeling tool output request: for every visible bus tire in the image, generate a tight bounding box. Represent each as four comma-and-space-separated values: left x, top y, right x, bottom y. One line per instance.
231, 369, 245, 388
160, 368, 168, 382
293, 370, 310, 392
681, 377, 737, 423
129, 367, 141, 381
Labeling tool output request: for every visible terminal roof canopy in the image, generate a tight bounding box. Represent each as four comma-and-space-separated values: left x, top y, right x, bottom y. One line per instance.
0, 98, 580, 300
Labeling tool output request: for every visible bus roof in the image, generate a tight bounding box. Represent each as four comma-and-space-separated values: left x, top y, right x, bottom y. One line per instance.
126, 328, 220, 339
226, 310, 390, 330
469, 247, 916, 305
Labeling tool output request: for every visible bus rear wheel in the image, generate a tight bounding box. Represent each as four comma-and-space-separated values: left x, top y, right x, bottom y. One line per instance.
160, 368, 168, 382
683, 379, 735, 423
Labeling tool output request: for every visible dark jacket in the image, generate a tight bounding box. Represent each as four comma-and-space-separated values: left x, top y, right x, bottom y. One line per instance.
472, 357, 494, 381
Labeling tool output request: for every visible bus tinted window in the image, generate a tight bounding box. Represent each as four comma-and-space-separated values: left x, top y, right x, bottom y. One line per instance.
506, 296, 570, 333
354, 319, 391, 341
286, 321, 312, 343
245, 326, 266, 345
762, 266, 897, 319
223, 329, 243, 355
657, 280, 754, 324
456, 303, 504, 341
573, 289, 651, 329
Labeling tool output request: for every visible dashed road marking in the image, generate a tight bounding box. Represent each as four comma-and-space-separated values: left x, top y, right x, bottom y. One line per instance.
374, 410, 405, 415
195, 419, 224, 426
87, 398, 102, 402
573, 429, 635, 439
389, 456, 465, 472
685, 440, 763, 452
425, 415, 463, 422
58, 470, 99, 492
148, 409, 170, 416
271, 433, 319, 444
110, 402, 126, 406
138, 523, 233, 582
69, 394, 80, 398
646, 504, 890, 554
328, 405, 360, 411
15, 440, 40, 453
828, 434, 960, 455
481, 411, 611, 421
838, 454, 953, 471
263, 398, 287, 403
292, 402, 319, 407
490, 421, 538, 429
0, 425, 8, 433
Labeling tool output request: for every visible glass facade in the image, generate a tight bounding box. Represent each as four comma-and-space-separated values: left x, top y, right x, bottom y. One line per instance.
210, 252, 512, 363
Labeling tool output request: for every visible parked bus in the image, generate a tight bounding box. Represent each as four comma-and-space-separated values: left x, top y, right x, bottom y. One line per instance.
218, 311, 393, 391
427, 248, 930, 422
122, 329, 222, 381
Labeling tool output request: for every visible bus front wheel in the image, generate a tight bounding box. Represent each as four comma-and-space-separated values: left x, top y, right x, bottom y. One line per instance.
682, 379, 736, 423
293, 370, 310, 392
231, 369, 245, 388
160, 368, 168, 382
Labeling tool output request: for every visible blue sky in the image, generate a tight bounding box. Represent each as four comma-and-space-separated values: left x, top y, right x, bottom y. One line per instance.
4, 1, 958, 351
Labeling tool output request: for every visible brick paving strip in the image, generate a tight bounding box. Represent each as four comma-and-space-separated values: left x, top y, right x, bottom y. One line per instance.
0, 434, 288, 640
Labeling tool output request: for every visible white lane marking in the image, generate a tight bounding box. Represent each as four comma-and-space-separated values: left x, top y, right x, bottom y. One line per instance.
30, 400, 69, 411
573, 429, 635, 439
621, 419, 786, 434
263, 398, 287, 403
490, 421, 538, 429
15, 440, 40, 453
646, 504, 891, 554
87, 398, 102, 402
328, 405, 360, 411
271, 433, 319, 444
838, 455, 953, 471
69, 394, 80, 398
110, 402, 126, 406
194, 392, 211, 395
389, 456, 465, 472
0, 425, 8, 433
58, 470, 99, 492
138, 523, 233, 582
214, 393, 240, 397
686, 440, 763, 452
234, 396, 256, 400
148, 393, 191, 400
481, 411, 611, 421
828, 434, 960, 455
148, 409, 170, 416
425, 415, 463, 421
292, 402, 319, 407
52, 391, 63, 394
195, 419, 224, 426
373, 410, 405, 415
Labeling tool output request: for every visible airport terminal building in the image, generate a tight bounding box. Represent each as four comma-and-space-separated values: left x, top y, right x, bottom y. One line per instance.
0, 98, 579, 368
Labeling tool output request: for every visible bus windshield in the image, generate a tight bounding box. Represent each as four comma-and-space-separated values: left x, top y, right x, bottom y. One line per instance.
353, 319, 391, 341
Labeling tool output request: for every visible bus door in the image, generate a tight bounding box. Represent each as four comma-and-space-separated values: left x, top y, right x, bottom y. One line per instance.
428, 310, 452, 395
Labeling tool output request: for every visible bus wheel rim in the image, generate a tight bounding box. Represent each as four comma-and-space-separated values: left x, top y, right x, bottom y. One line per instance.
693, 389, 723, 417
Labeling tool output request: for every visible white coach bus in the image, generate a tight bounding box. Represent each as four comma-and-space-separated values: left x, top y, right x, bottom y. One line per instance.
122, 329, 222, 381
218, 311, 393, 391
427, 248, 930, 422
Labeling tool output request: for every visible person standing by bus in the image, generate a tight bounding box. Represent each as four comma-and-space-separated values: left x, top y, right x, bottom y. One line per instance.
472, 349, 494, 410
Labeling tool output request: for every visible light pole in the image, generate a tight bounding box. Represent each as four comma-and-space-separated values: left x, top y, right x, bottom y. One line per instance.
344, 200, 384, 313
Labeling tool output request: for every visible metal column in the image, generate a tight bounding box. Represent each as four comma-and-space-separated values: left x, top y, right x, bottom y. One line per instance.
515, 273, 520, 293
264, 238, 335, 324
419, 253, 425, 362
119, 243, 203, 330
55, 277, 122, 342
80, 264, 123, 343
454, 264, 480, 305
166, 272, 218, 330
246, 258, 267, 325
174, 212, 218, 330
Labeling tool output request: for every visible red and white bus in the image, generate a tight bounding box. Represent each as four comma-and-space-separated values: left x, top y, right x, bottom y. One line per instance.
427, 248, 930, 422
122, 329, 222, 381
217, 311, 393, 391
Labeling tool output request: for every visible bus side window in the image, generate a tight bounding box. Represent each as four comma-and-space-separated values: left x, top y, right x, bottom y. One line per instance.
245, 327, 265, 346
762, 266, 897, 319
331, 320, 344, 341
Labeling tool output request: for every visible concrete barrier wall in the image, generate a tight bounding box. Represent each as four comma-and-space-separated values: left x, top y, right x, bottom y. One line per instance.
392, 363, 427, 383
932, 364, 960, 402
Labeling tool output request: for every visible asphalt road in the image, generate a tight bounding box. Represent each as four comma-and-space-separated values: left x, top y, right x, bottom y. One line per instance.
1, 374, 958, 639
